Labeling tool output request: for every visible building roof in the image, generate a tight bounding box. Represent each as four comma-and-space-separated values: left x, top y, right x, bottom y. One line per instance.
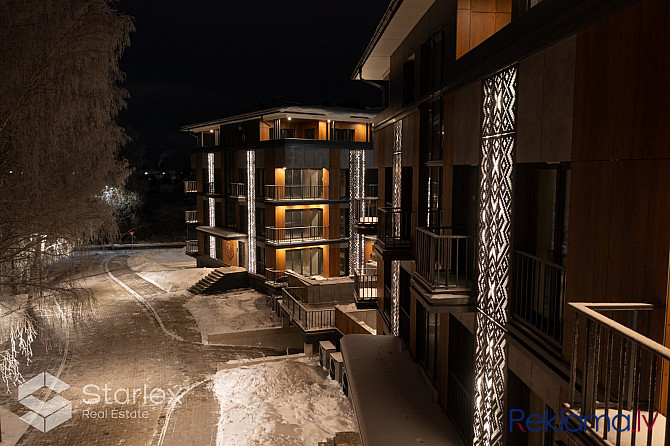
180, 105, 378, 132
341, 334, 465, 446
352, 0, 436, 81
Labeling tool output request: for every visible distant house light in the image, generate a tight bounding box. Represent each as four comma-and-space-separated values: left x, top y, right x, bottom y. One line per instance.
145, 172, 148, 175
209, 129, 214, 133
162, 172, 166, 175
9, 170, 12, 174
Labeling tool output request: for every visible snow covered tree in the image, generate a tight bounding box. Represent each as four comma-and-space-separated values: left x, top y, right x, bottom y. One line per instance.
0, 0, 134, 387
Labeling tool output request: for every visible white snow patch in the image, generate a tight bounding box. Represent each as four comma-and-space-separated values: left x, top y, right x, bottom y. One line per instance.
184, 289, 281, 339
212, 357, 357, 446
127, 249, 213, 292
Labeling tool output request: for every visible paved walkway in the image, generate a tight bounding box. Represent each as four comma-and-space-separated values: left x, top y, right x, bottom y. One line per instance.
0, 252, 279, 446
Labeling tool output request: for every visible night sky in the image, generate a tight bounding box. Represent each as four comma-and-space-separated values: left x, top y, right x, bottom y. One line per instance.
116, 0, 389, 169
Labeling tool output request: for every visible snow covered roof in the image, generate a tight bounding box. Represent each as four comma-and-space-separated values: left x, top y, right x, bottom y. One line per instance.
195, 226, 247, 240
340, 334, 464, 446
181, 105, 379, 132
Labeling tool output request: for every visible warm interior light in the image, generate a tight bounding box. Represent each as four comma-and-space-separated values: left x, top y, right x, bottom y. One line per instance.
327, 120, 331, 123
287, 116, 291, 121
209, 129, 214, 133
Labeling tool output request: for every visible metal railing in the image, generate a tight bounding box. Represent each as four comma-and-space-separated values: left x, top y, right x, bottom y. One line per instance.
353, 267, 377, 303
207, 181, 216, 194
354, 197, 378, 225
265, 268, 288, 286
512, 250, 566, 346
566, 303, 670, 446
185, 210, 198, 224
265, 225, 327, 244
265, 185, 328, 201
281, 288, 335, 330
415, 227, 472, 290
377, 207, 412, 246
184, 180, 198, 193
230, 182, 246, 197
365, 184, 378, 198
185, 240, 198, 254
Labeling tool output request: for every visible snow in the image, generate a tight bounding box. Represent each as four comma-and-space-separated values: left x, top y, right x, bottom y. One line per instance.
127, 249, 213, 292
184, 289, 281, 338
212, 357, 358, 446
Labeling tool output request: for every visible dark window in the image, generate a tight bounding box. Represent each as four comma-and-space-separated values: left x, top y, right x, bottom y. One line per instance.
304, 128, 315, 139
432, 32, 443, 89
402, 58, 415, 105
340, 169, 349, 199
215, 238, 223, 260
339, 248, 349, 277
256, 246, 265, 275
399, 282, 411, 346
420, 41, 433, 96
340, 209, 349, 238
427, 165, 442, 227
447, 316, 474, 444
333, 128, 354, 141
255, 168, 264, 198
202, 131, 216, 146
280, 128, 295, 138
225, 200, 237, 230
256, 207, 264, 235
430, 98, 443, 161
215, 201, 222, 228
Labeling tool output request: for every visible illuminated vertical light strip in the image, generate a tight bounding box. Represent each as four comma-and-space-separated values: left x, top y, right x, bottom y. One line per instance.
391, 120, 402, 336
349, 149, 365, 274
247, 150, 256, 273
207, 152, 214, 193
473, 66, 517, 446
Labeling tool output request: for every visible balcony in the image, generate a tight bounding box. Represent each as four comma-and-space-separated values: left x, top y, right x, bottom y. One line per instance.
376, 208, 412, 257
411, 227, 474, 311
230, 182, 246, 198
185, 210, 198, 224
185, 240, 198, 255
353, 267, 377, 309
265, 268, 288, 286
511, 250, 566, 348
365, 184, 378, 198
184, 180, 198, 193
280, 287, 335, 331
207, 181, 217, 194
565, 302, 669, 446
264, 225, 328, 246
265, 185, 329, 201
353, 197, 378, 235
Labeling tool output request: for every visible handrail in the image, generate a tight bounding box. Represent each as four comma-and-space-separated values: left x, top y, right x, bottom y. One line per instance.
265, 225, 328, 243
415, 227, 472, 289
567, 302, 669, 446
184, 180, 198, 193
185, 240, 198, 254
354, 267, 377, 302
281, 288, 335, 330
265, 184, 328, 200
569, 302, 666, 358
230, 182, 246, 197
185, 210, 198, 223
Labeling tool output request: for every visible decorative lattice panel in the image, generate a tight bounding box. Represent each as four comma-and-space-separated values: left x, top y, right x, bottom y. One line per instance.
349, 149, 365, 274
473, 65, 517, 446
391, 120, 403, 336
247, 150, 256, 273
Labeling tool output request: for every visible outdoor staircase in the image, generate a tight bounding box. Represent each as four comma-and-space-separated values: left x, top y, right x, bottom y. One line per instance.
318, 432, 361, 446
188, 268, 227, 294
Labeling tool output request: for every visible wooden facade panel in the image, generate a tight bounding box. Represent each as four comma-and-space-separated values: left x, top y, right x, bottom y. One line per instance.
453, 81, 481, 165
540, 34, 575, 162
470, 12, 496, 49
571, 12, 622, 161
517, 50, 544, 163
614, 1, 670, 160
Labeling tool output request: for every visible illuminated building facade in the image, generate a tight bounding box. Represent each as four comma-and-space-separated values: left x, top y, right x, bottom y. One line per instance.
339, 1, 670, 445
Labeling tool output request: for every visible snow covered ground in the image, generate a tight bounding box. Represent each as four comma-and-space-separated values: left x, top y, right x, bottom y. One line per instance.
212, 357, 358, 446
184, 289, 281, 339
127, 249, 212, 292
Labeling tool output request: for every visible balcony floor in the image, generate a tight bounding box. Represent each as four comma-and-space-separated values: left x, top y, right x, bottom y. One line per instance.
341, 335, 465, 446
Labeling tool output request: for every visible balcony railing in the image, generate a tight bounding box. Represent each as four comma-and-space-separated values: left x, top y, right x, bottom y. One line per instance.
415, 227, 472, 291
512, 250, 566, 346
206, 181, 217, 194
365, 184, 378, 198
353, 268, 377, 304
184, 180, 198, 193
185, 210, 198, 224
230, 182, 246, 197
377, 207, 412, 246
565, 302, 669, 446
265, 268, 288, 286
281, 287, 335, 330
354, 197, 378, 225
265, 225, 327, 244
265, 185, 328, 201
185, 240, 198, 254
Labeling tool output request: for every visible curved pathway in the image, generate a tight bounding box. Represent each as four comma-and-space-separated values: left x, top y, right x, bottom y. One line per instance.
5, 251, 279, 446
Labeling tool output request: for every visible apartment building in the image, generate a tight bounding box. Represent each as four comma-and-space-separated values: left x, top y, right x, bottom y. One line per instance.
340, 1, 670, 445
181, 106, 377, 341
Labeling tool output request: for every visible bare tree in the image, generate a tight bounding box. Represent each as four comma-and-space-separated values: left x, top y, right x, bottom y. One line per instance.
0, 0, 134, 387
